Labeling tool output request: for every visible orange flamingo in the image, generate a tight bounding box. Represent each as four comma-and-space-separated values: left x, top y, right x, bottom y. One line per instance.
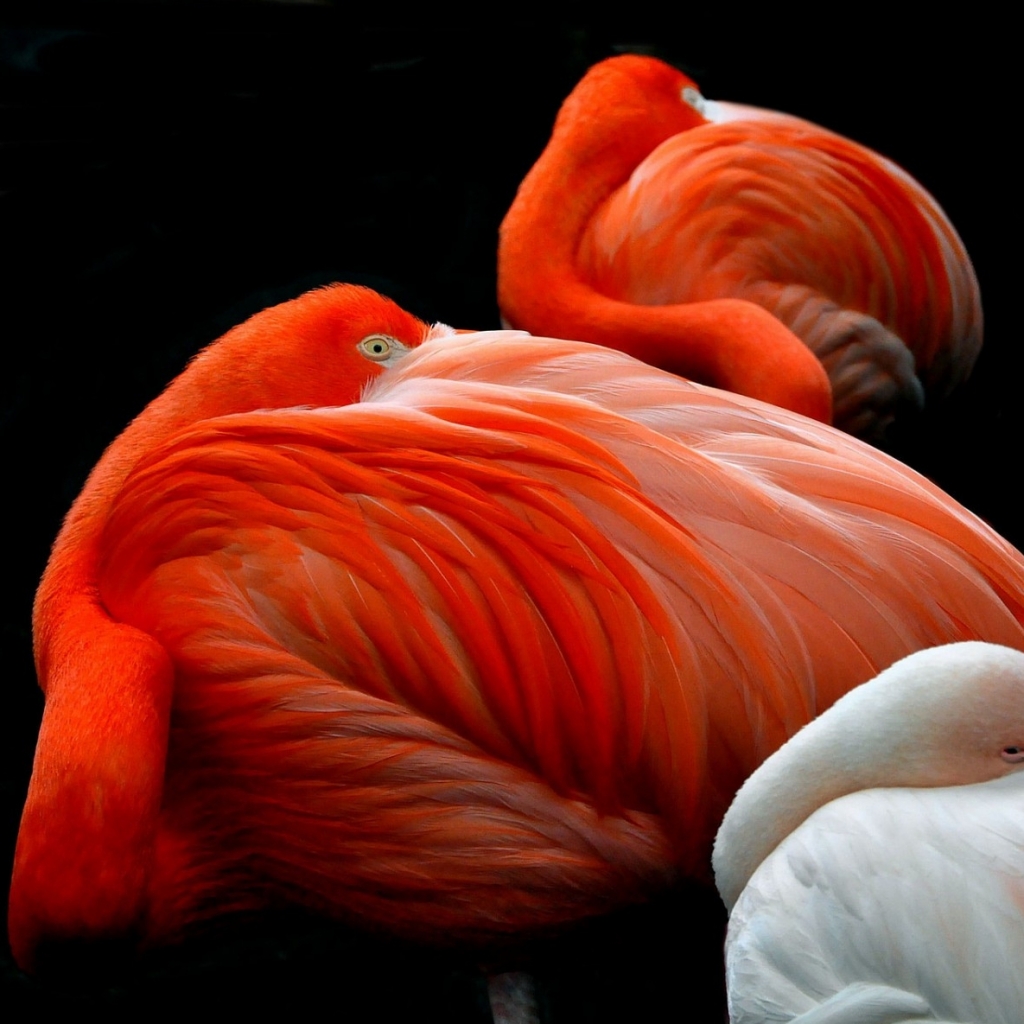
10, 284, 1022, 984
498, 54, 982, 438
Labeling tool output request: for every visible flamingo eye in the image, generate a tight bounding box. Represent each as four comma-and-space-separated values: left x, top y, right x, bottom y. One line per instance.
358, 334, 403, 362
1001, 746, 1024, 764
682, 86, 706, 115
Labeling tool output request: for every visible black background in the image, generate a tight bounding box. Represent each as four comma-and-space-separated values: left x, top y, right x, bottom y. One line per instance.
0, 4, 1012, 1019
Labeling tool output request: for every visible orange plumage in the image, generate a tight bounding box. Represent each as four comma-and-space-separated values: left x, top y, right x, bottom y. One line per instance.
498, 55, 982, 438
10, 284, 1021, 975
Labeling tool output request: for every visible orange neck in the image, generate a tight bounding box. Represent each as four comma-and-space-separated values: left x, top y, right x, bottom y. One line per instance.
499, 58, 706, 331
32, 330, 296, 675
14, 349, 207, 972
497, 56, 832, 423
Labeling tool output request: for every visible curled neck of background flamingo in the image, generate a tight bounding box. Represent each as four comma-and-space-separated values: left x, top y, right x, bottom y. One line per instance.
556, 290, 833, 422
499, 59, 705, 331
497, 59, 833, 423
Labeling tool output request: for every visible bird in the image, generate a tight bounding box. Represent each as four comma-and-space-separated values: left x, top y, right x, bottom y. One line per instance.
10, 284, 1023, 989
713, 641, 1024, 1024
497, 54, 982, 439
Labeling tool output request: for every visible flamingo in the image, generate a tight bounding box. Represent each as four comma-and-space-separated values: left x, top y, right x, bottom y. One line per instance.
10, 285, 1023, 993
713, 641, 1024, 1023
497, 54, 982, 438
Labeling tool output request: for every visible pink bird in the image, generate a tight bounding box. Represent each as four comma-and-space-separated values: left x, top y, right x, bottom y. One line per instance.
498, 54, 982, 437
10, 285, 1019, 996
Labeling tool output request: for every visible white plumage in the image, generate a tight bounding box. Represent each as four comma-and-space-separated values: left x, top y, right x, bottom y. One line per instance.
714, 642, 1024, 1024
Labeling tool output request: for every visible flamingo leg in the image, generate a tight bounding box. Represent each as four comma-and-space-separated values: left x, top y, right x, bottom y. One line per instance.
487, 970, 541, 1024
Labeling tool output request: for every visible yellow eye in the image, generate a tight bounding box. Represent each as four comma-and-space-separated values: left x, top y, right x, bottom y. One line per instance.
358, 334, 397, 361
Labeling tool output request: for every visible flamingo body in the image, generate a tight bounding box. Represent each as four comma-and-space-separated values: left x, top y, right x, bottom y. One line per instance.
498, 55, 982, 437
714, 643, 1024, 1023
10, 287, 1023, 975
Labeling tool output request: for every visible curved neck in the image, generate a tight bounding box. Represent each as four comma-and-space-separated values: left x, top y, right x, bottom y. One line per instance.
17, 340, 235, 971
33, 283, 408, 671
712, 710, 869, 912
507, 276, 832, 423
32, 337, 277, 678
498, 61, 831, 424
499, 66, 703, 328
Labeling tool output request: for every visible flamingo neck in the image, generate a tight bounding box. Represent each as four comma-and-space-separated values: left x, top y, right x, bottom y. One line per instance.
497, 69, 831, 423
19, 332, 286, 970
498, 65, 704, 338
711, 707, 871, 913
32, 341, 265, 673
520, 285, 832, 422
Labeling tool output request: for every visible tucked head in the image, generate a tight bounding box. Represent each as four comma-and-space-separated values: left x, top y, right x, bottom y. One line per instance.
552, 55, 709, 165
176, 283, 444, 416
813, 642, 1024, 789
713, 641, 1024, 911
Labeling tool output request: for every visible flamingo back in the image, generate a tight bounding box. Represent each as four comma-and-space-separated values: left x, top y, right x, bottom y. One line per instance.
579, 116, 981, 404
85, 331, 1024, 941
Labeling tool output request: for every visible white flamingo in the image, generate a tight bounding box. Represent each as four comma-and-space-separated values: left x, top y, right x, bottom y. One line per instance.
713, 641, 1024, 1023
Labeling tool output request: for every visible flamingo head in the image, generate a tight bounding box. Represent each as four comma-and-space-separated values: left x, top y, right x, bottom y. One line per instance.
551, 55, 710, 169
176, 283, 444, 418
